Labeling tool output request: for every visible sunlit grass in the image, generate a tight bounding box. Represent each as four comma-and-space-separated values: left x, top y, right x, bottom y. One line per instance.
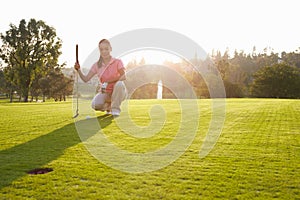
0, 99, 299, 199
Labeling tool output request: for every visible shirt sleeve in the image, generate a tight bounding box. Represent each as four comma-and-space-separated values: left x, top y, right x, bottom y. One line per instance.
117, 59, 125, 71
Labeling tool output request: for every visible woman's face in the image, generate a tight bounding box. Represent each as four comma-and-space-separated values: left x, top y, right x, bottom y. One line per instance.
99, 42, 111, 59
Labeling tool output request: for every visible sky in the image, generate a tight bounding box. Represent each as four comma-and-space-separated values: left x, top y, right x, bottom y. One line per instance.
1, 0, 299, 67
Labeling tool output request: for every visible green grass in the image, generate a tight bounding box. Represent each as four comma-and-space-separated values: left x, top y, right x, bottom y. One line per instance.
0, 99, 299, 199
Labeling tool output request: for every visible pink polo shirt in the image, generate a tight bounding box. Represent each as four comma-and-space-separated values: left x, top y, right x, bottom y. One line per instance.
89, 58, 125, 93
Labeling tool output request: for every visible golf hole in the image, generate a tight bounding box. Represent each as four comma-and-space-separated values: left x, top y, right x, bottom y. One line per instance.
27, 168, 53, 175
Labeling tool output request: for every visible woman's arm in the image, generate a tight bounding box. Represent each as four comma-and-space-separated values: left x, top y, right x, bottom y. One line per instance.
74, 62, 96, 83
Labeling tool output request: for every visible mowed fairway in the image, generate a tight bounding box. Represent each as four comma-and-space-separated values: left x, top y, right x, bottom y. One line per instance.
0, 99, 299, 199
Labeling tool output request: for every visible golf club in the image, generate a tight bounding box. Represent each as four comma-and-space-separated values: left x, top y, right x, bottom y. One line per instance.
73, 44, 79, 118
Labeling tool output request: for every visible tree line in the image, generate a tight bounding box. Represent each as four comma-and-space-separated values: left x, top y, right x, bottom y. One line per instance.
0, 19, 73, 102
1, 18, 299, 102
211, 48, 300, 98
125, 48, 300, 99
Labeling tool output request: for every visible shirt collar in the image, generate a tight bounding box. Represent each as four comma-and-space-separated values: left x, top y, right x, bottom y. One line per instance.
102, 57, 116, 67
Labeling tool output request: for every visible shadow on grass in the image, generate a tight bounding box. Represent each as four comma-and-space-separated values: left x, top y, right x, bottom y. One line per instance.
0, 114, 113, 189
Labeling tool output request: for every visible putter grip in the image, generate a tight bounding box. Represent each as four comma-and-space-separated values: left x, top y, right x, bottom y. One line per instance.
76, 44, 79, 63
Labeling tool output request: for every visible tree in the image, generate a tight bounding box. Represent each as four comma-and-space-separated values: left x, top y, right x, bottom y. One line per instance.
250, 63, 300, 98
0, 69, 7, 94
211, 50, 246, 97
281, 50, 300, 69
47, 68, 73, 101
0, 19, 62, 102
2, 65, 19, 102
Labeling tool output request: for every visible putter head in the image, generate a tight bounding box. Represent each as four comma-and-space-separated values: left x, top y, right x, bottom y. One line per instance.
73, 112, 79, 118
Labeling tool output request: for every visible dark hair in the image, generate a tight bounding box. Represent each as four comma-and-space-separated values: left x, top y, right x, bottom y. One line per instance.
97, 39, 112, 68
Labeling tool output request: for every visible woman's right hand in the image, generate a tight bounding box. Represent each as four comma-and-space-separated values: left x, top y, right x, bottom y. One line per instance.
74, 62, 80, 71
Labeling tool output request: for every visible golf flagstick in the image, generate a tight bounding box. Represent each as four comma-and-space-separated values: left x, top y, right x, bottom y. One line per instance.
73, 44, 79, 118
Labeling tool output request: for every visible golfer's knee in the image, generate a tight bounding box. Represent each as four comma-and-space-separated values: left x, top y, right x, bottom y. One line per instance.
91, 103, 104, 110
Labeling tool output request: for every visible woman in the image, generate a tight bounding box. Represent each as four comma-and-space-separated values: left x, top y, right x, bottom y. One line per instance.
74, 39, 127, 117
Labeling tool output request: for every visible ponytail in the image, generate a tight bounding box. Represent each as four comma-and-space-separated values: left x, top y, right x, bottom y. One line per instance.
97, 56, 103, 68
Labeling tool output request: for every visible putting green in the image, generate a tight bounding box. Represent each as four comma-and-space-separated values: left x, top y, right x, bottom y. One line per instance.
0, 99, 299, 199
